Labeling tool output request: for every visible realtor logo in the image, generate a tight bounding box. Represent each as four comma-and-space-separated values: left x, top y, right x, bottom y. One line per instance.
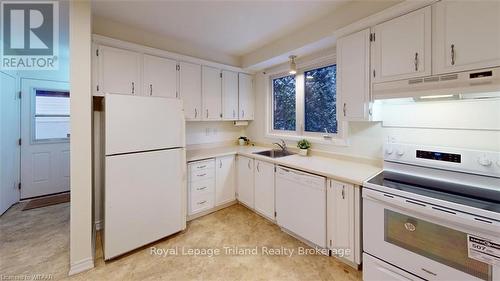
1, 1, 59, 70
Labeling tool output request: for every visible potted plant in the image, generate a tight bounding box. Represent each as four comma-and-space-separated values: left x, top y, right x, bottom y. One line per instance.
238, 136, 248, 146
297, 139, 311, 156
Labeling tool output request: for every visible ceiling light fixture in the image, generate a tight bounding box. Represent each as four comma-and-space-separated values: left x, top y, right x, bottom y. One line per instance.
289, 55, 297, 75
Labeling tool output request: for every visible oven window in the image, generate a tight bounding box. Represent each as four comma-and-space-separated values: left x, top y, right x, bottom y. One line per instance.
384, 210, 491, 281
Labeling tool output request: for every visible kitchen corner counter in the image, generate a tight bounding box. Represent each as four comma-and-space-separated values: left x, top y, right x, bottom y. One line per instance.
186, 145, 382, 186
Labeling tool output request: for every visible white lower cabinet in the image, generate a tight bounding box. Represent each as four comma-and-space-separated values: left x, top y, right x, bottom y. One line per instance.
236, 155, 254, 208
215, 155, 236, 206
254, 160, 275, 220
188, 159, 215, 215
363, 253, 425, 281
327, 179, 361, 265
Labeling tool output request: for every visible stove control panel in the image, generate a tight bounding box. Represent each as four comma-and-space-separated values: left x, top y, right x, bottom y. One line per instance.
384, 143, 500, 178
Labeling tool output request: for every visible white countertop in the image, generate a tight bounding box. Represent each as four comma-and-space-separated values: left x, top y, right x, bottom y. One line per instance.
186, 145, 382, 186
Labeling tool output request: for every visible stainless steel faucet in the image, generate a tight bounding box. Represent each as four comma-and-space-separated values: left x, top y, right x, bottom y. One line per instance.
273, 139, 287, 152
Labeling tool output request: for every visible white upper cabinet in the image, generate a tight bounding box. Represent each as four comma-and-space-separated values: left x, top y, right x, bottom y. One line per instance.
238, 73, 254, 120
222, 70, 239, 120
202, 66, 222, 120
237, 155, 254, 209
179, 61, 202, 120
433, 0, 500, 74
254, 160, 275, 220
215, 155, 236, 206
337, 28, 371, 121
98, 45, 141, 95
372, 6, 431, 83
142, 54, 178, 98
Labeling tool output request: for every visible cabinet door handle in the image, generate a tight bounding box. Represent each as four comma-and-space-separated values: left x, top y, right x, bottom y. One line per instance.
196, 165, 206, 169
256, 162, 260, 172
149, 84, 152, 96
414, 53, 418, 71
247, 160, 251, 169
206, 109, 209, 118
343, 103, 346, 117
233, 109, 235, 118
197, 200, 207, 205
132, 82, 135, 94
219, 160, 222, 168
194, 108, 198, 118
197, 173, 206, 177
451, 44, 455, 66
341, 186, 345, 199
242, 110, 245, 118
197, 186, 207, 191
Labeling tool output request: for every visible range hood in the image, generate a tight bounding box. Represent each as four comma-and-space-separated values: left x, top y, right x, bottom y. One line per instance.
372, 67, 500, 100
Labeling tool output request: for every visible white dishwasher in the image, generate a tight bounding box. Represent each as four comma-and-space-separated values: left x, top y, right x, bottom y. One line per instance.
275, 166, 327, 248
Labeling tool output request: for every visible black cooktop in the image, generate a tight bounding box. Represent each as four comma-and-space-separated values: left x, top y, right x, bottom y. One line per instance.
367, 171, 500, 214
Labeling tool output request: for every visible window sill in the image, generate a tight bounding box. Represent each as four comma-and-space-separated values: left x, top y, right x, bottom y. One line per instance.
265, 132, 349, 147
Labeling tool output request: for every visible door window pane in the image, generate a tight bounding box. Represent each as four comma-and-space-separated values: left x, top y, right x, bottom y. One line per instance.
304, 65, 337, 134
34, 90, 70, 140
272, 75, 296, 131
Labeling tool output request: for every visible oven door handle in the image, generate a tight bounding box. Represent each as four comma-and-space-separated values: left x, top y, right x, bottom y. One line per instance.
363, 188, 500, 235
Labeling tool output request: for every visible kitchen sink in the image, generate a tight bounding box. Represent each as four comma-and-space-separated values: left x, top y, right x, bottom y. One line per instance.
253, 149, 295, 158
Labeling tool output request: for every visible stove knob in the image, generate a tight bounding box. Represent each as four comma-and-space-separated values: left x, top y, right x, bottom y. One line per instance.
478, 155, 492, 167
496, 160, 500, 168
385, 147, 394, 155
396, 149, 405, 156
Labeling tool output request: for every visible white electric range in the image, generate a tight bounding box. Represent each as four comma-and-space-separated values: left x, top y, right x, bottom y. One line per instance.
363, 143, 500, 281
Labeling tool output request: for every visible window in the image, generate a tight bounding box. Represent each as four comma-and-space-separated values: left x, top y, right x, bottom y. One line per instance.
304, 65, 337, 134
34, 90, 70, 140
272, 75, 296, 131
268, 61, 343, 143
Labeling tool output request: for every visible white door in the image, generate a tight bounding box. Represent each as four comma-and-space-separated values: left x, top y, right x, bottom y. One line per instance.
0, 72, 20, 214
20, 79, 70, 199
337, 28, 371, 121
433, 0, 500, 74
238, 73, 254, 120
179, 61, 201, 120
328, 180, 355, 263
98, 45, 140, 95
236, 156, 254, 208
254, 160, 275, 220
215, 155, 235, 206
143, 54, 178, 98
221, 70, 238, 120
372, 6, 431, 83
202, 66, 222, 120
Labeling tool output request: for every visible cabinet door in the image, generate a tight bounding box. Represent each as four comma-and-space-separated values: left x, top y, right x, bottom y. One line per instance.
254, 160, 275, 220
179, 61, 202, 120
328, 180, 355, 263
372, 6, 431, 83
222, 70, 239, 120
238, 73, 254, 120
99, 45, 140, 95
433, 1, 500, 74
337, 29, 371, 121
215, 155, 236, 206
202, 66, 222, 120
143, 54, 178, 98
236, 156, 254, 208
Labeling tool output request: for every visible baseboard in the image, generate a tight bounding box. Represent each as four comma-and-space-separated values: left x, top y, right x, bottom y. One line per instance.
187, 200, 237, 221
94, 219, 103, 231
68, 257, 94, 276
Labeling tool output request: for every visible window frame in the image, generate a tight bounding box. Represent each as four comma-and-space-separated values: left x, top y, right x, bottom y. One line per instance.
266, 57, 348, 146
30, 87, 71, 144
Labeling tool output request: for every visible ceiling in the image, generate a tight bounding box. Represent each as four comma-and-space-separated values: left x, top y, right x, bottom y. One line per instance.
91, 0, 351, 57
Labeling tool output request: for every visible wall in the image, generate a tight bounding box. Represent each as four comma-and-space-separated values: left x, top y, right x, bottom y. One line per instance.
248, 72, 500, 162
69, 0, 94, 275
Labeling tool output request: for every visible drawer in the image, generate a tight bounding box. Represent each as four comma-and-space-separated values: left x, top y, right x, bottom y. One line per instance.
190, 168, 214, 182
190, 179, 215, 195
189, 159, 215, 172
189, 192, 215, 215
363, 253, 425, 281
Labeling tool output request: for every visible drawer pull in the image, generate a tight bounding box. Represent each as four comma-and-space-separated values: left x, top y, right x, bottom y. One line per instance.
196, 165, 206, 169
197, 173, 207, 177
197, 187, 207, 191
197, 200, 207, 205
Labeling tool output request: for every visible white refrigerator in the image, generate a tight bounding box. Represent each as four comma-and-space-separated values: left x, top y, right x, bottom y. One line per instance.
103, 94, 186, 260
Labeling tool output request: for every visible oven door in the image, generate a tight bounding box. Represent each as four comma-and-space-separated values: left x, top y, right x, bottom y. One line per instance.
363, 188, 500, 281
